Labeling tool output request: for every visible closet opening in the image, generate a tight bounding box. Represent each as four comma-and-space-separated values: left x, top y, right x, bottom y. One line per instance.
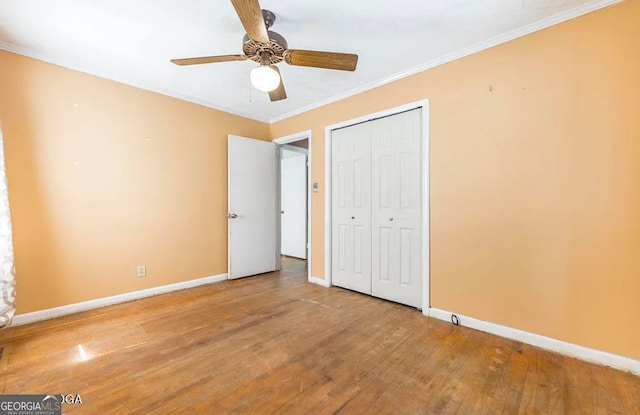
324, 100, 430, 313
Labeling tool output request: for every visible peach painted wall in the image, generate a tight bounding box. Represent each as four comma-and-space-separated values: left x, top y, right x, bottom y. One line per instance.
0, 50, 269, 314
270, 0, 640, 359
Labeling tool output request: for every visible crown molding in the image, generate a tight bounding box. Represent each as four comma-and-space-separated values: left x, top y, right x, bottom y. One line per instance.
268, 0, 622, 124
0, 0, 622, 125
0, 41, 272, 124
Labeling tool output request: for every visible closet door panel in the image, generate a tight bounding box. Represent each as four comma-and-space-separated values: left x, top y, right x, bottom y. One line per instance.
331, 123, 372, 294
371, 109, 422, 307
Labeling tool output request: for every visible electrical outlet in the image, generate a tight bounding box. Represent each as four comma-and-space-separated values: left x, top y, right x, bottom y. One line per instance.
137, 265, 146, 277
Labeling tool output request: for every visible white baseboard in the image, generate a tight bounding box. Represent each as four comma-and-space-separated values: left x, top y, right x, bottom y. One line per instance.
308, 275, 330, 288
11, 273, 228, 327
428, 307, 640, 376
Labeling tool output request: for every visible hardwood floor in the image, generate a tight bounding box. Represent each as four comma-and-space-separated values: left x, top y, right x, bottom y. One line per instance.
1, 257, 639, 414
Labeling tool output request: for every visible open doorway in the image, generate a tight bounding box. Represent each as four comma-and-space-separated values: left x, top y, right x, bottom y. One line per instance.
274, 131, 312, 280
280, 144, 308, 259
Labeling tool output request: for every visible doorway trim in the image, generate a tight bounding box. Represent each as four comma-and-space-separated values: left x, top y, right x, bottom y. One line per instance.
324, 99, 430, 314
273, 130, 313, 282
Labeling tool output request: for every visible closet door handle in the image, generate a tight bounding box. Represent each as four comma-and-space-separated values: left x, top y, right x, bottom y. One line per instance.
389, 218, 394, 221
351, 216, 355, 219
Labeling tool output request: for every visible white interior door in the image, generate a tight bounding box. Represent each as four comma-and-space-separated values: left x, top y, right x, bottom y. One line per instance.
331, 122, 372, 295
371, 109, 422, 307
228, 135, 277, 279
281, 150, 307, 259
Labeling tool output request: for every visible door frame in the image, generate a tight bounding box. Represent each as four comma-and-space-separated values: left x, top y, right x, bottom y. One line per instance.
324, 99, 431, 314
273, 130, 313, 282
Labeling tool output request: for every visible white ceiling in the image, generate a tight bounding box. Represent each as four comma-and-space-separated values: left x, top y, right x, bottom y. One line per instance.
0, 0, 619, 123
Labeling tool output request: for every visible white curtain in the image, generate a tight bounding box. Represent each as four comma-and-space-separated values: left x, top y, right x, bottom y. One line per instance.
0, 126, 15, 328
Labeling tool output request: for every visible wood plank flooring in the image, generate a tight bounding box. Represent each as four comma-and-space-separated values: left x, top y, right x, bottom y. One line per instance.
1, 257, 639, 414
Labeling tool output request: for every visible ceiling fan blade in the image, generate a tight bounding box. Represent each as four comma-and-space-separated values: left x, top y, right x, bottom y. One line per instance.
268, 66, 287, 102
284, 50, 358, 71
171, 54, 247, 66
230, 0, 269, 44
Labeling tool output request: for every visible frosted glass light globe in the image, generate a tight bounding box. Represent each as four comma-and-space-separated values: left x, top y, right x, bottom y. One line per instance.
250, 65, 281, 92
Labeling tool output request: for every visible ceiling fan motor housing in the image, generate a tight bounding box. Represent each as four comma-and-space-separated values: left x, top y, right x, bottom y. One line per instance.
242, 31, 288, 64
242, 9, 288, 64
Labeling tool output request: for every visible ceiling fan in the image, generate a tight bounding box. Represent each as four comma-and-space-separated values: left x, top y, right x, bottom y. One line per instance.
170, 0, 358, 102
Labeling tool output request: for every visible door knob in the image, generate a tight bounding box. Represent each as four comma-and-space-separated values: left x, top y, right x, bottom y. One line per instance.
281, 211, 285, 214
389, 218, 394, 221
351, 216, 355, 219
228, 213, 238, 219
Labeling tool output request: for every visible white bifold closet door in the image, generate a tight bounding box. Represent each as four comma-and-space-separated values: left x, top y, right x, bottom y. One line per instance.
370, 109, 422, 308
331, 121, 372, 295
332, 108, 422, 308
